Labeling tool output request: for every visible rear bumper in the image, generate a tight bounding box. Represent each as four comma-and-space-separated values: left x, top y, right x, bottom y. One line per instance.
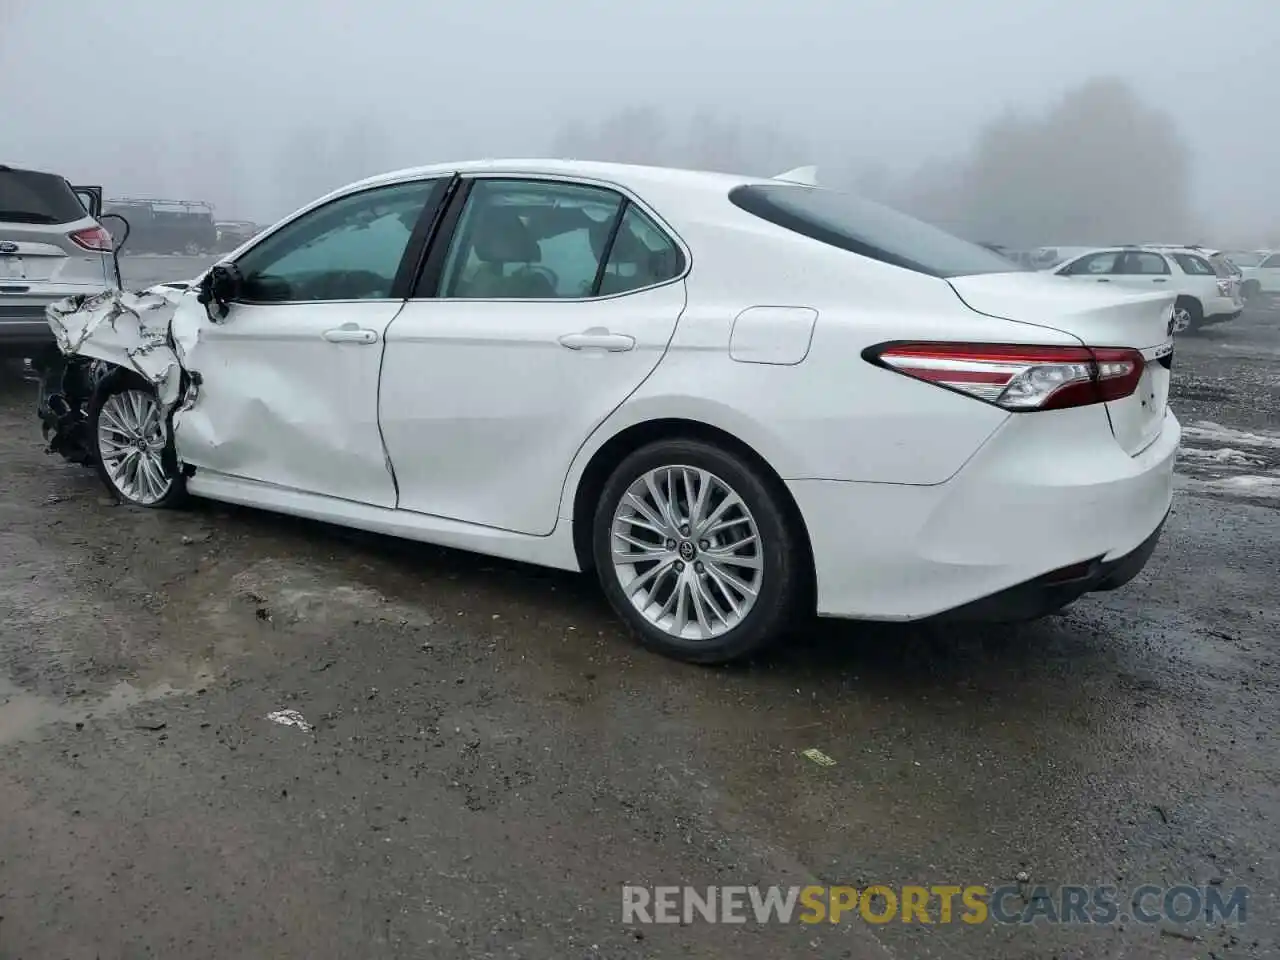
789, 406, 1180, 621
0, 309, 54, 354
919, 510, 1168, 622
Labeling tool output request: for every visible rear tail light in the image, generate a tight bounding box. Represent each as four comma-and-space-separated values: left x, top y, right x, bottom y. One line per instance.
864, 342, 1145, 411
1216, 278, 1232, 296
69, 225, 113, 252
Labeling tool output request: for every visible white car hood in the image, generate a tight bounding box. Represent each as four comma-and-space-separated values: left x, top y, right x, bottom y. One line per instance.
45, 286, 188, 406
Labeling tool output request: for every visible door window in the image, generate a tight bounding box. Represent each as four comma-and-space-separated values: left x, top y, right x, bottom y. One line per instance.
1062, 251, 1121, 275
1261, 254, 1280, 269
436, 179, 625, 299
236, 180, 439, 302
1118, 251, 1170, 275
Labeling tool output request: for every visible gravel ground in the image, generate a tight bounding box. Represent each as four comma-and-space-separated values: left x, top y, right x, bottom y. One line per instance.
1, 272, 1277, 958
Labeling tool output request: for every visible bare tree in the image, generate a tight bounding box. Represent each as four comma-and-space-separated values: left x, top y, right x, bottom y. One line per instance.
895, 77, 1195, 246
547, 107, 806, 177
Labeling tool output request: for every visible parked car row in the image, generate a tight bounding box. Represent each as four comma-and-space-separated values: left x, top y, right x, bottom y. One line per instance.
1047, 245, 1244, 334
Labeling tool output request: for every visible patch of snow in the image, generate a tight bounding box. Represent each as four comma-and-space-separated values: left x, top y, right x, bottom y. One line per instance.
1183, 422, 1280, 450
266, 709, 312, 732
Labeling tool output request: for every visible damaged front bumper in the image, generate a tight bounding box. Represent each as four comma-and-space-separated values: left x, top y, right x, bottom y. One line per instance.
37, 286, 190, 465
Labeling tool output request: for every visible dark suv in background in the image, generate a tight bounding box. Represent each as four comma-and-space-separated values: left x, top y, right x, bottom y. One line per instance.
0, 164, 114, 359
103, 198, 217, 255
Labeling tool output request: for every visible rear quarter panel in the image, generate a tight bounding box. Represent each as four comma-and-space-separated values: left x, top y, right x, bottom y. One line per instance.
560, 210, 1084, 502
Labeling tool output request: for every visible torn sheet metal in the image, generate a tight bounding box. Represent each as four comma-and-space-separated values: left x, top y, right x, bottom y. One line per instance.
38, 283, 198, 466
46, 287, 186, 406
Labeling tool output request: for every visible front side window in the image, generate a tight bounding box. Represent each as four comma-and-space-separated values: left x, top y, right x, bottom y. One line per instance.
236, 179, 439, 302
1261, 254, 1280, 269
1062, 251, 1121, 275
1171, 253, 1213, 276
728, 183, 1013, 279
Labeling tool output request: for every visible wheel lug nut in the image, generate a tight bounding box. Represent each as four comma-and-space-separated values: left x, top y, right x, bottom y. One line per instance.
665, 539, 676, 549
698, 540, 710, 550
694, 562, 704, 574
675, 561, 685, 572
680, 525, 690, 536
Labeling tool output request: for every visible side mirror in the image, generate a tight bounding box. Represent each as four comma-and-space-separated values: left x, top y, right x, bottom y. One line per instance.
197, 262, 242, 322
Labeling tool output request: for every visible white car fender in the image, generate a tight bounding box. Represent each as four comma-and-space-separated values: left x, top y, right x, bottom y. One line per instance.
555, 391, 800, 523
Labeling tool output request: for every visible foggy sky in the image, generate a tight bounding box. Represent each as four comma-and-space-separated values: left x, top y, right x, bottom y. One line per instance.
2, 0, 1277, 242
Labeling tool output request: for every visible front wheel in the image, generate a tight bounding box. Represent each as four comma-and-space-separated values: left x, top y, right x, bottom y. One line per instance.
90, 372, 186, 508
592, 439, 805, 664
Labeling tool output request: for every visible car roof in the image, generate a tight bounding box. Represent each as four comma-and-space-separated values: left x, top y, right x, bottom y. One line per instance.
341, 158, 775, 208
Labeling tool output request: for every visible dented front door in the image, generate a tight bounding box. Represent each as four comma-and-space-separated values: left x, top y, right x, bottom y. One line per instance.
171, 292, 402, 506
171, 178, 443, 508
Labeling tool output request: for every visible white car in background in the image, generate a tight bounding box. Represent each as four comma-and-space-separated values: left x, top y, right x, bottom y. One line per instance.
1224, 250, 1280, 304
1050, 245, 1242, 333
39, 159, 1180, 663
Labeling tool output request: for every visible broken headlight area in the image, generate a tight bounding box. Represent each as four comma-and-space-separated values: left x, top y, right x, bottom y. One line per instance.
37, 286, 189, 466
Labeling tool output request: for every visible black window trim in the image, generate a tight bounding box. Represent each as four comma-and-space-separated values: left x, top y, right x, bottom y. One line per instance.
406, 172, 690, 302
230, 175, 453, 306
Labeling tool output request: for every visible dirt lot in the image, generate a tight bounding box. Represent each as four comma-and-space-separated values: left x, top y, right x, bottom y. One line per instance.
1, 278, 1277, 958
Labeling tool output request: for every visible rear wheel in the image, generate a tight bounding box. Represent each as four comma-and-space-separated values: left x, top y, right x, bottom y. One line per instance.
592, 439, 804, 664
1170, 297, 1202, 335
1242, 279, 1261, 303
90, 372, 186, 508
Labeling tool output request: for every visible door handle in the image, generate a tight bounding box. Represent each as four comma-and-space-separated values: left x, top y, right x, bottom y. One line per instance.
557, 328, 635, 352
323, 323, 378, 344
1096, 278, 1111, 282
1152, 278, 1168, 283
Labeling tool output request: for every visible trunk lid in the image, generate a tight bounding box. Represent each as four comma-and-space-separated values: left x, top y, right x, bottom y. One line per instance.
947, 271, 1174, 456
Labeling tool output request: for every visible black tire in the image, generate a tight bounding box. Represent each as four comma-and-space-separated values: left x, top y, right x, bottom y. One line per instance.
89, 369, 187, 509
1242, 279, 1261, 303
592, 438, 805, 664
1173, 297, 1203, 335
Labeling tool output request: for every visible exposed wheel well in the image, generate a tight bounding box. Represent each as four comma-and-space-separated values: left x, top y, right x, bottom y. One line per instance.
570, 418, 815, 597
1175, 295, 1202, 316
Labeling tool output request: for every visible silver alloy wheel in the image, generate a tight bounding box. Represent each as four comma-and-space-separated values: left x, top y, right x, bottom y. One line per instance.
97, 389, 172, 505
1171, 306, 1192, 333
610, 465, 763, 641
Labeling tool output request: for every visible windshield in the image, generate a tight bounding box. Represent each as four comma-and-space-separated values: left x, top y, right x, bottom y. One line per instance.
0, 168, 88, 225
728, 183, 1014, 279
1223, 251, 1265, 267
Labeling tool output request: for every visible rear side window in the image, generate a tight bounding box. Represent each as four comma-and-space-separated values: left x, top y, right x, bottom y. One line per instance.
0, 168, 88, 225
1172, 253, 1214, 275
1207, 255, 1237, 278
1121, 252, 1171, 275
728, 184, 1013, 279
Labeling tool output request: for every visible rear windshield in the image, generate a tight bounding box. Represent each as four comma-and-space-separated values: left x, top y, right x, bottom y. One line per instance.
0, 168, 88, 225
1207, 255, 1237, 278
728, 183, 1014, 279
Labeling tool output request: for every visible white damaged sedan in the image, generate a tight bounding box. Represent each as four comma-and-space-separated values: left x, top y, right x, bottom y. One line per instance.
37, 159, 1180, 663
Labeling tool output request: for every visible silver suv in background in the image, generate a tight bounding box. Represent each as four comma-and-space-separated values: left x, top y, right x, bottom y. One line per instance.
0, 165, 115, 358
